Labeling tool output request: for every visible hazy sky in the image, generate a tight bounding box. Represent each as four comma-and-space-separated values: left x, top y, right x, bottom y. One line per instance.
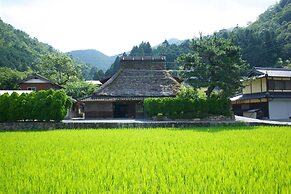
0, 0, 278, 56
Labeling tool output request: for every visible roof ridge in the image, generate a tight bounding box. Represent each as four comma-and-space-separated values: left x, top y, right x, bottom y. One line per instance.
18, 73, 64, 88
254, 67, 291, 71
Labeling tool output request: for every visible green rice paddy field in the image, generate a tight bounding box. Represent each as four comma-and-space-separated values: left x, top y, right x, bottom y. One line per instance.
0, 126, 290, 193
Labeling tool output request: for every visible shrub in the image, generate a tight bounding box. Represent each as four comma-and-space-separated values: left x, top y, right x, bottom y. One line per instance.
177, 84, 198, 100
144, 94, 232, 119
0, 90, 72, 122
0, 93, 9, 122
8, 92, 19, 121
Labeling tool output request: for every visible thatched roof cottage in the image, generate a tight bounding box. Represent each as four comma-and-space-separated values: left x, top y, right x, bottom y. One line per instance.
80, 56, 181, 118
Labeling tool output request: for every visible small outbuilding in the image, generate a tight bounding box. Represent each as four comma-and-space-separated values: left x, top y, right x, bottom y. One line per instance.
19, 74, 63, 91
19, 73, 83, 119
80, 56, 181, 118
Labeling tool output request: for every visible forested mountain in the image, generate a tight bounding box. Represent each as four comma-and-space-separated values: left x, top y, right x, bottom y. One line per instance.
165, 38, 183, 45
217, 0, 291, 67
0, 18, 101, 96
68, 49, 115, 71
105, 0, 290, 76
105, 40, 192, 76
0, 18, 106, 87
1, 0, 289, 82
0, 18, 59, 71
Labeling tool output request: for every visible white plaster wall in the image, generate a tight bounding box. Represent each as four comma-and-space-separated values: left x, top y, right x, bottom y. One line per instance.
269, 99, 291, 120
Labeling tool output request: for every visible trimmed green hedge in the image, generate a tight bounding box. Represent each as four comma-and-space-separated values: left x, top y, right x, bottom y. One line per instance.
0, 90, 72, 122
144, 94, 232, 119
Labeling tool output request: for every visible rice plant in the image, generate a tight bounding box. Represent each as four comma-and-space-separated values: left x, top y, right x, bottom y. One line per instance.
0, 126, 290, 193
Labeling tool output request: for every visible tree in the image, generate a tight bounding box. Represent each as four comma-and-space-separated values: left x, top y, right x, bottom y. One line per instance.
177, 84, 198, 100
0, 18, 58, 71
93, 69, 105, 80
129, 41, 153, 56
0, 67, 29, 89
35, 53, 83, 85
65, 81, 97, 99
105, 56, 121, 77
178, 35, 248, 97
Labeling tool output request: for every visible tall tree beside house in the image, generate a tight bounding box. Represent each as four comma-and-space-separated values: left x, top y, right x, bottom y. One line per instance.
34, 54, 98, 99
65, 81, 97, 99
35, 53, 83, 85
178, 35, 248, 97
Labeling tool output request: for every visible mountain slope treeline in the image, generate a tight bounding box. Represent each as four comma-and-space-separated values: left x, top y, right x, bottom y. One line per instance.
105, 0, 290, 76
0, 19, 99, 97
217, 0, 291, 67
0, 0, 289, 83
0, 18, 58, 71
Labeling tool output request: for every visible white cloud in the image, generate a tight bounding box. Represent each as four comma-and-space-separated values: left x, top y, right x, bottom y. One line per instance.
0, 0, 278, 55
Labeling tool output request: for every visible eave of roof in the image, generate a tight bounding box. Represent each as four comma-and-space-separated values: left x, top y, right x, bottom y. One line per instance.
80, 95, 176, 102
230, 92, 291, 101
248, 67, 291, 78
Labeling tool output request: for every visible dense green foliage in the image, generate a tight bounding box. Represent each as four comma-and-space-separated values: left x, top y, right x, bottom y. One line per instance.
177, 84, 199, 99
217, 0, 291, 67
105, 56, 122, 77
0, 90, 71, 122
0, 67, 30, 89
81, 65, 105, 80
153, 40, 192, 70
144, 95, 231, 119
105, 40, 191, 76
178, 36, 248, 97
106, 41, 155, 76
0, 18, 57, 71
0, 126, 290, 193
0, 18, 97, 98
35, 53, 83, 85
130, 41, 153, 56
64, 81, 97, 99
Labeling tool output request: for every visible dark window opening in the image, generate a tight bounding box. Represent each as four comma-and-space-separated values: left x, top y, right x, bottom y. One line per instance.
114, 104, 129, 118
27, 87, 36, 91
268, 80, 291, 90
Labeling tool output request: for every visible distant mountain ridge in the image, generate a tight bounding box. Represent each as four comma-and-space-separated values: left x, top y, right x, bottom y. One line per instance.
167, 38, 183, 45
68, 49, 116, 71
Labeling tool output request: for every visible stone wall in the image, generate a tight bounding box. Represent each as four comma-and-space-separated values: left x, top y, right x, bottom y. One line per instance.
0, 120, 250, 131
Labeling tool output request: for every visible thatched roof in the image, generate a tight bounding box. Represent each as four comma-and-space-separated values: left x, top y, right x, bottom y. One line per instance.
81, 56, 181, 102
